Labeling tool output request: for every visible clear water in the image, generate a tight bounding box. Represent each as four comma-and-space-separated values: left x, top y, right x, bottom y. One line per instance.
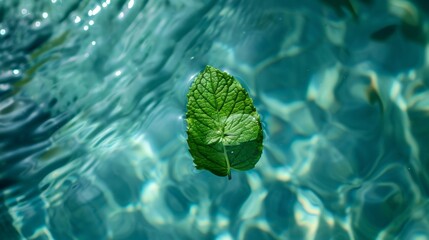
1, 0, 429, 239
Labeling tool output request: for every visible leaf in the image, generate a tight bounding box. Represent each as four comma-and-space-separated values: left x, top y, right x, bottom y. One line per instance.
186, 65, 263, 179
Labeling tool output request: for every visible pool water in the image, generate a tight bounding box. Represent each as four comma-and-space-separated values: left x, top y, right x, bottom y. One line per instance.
1, 0, 429, 239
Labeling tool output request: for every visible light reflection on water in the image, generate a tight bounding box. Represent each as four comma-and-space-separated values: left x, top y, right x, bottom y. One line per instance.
1, 0, 429, 239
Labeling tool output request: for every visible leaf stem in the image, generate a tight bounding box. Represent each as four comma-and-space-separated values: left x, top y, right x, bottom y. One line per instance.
222, 143, 232, 180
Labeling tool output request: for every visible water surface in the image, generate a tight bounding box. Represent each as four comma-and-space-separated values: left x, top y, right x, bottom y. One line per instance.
1, 0, 429, 239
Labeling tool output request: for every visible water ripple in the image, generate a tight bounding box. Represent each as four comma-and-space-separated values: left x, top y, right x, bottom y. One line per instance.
1, 0, 429, 239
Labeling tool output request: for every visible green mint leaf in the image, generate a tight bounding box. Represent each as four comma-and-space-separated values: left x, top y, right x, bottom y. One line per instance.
186, 65, 263, 179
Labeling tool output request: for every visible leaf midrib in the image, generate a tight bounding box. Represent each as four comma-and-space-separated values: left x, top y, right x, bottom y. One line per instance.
209, 71, 233, 178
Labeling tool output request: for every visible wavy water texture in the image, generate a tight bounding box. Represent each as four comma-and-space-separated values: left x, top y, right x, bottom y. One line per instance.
1, 0, 429, 239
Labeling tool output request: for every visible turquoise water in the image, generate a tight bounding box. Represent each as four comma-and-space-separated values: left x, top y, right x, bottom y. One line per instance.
1, 0, 429, 239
